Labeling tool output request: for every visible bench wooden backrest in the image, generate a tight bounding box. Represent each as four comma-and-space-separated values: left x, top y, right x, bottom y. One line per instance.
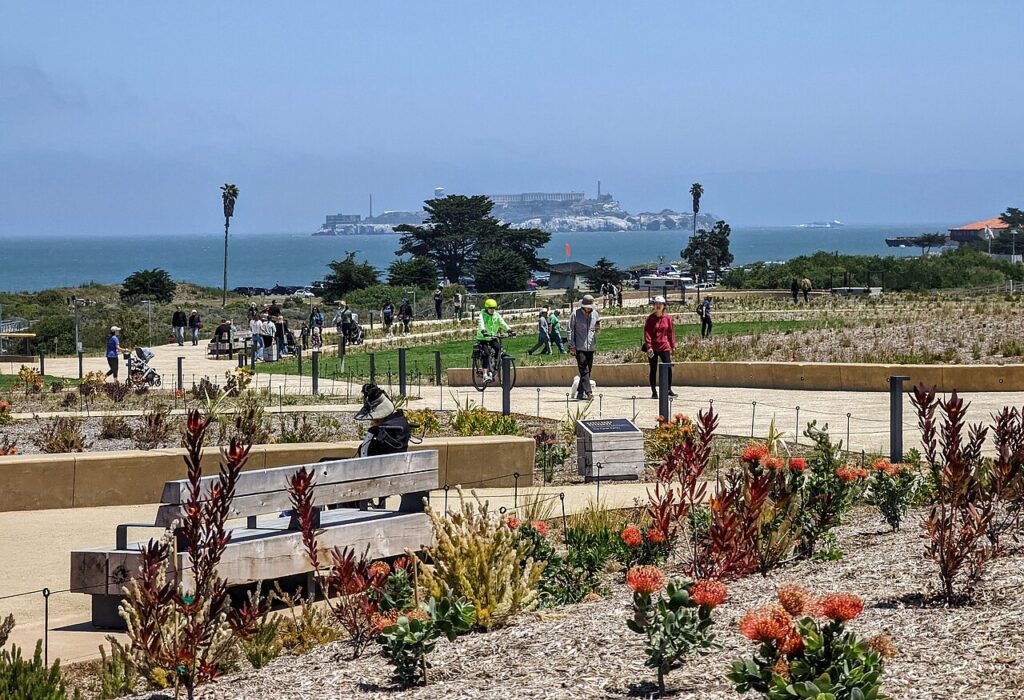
154, 450, 438, 527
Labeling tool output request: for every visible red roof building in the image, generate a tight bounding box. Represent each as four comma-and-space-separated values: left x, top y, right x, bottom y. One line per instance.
948, 217, 1009, 242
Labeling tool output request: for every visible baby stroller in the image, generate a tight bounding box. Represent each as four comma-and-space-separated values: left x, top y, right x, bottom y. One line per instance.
344, 313, 365, 346
125, 347, 162, 387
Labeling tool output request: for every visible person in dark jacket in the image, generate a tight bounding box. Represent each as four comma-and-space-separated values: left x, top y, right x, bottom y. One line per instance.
399, 298, 414, 334
354, 384, 414, 457
172, 306, 188, 346
433, 287, 443, 320
188, 309, 202, 346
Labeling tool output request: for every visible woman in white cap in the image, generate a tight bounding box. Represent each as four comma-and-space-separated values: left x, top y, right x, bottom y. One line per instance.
105, 326, 122, 380
643, 296, 677, 399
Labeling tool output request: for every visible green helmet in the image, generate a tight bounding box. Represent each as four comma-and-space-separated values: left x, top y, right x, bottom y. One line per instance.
484, 298, 498, 309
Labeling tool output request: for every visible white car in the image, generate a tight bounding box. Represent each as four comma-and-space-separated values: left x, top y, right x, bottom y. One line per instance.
293, 288, 315, 298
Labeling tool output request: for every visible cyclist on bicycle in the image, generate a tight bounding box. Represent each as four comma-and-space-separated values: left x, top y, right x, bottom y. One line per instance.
475, 298, 513, 381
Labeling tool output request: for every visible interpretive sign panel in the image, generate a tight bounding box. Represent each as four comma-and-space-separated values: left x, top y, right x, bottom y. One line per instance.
576, 418, 644, 481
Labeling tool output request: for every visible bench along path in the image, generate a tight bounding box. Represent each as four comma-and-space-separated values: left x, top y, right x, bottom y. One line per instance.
70, 450, 438, 628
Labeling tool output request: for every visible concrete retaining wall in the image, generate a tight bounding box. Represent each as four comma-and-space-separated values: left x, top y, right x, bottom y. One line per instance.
0, 436, 534, 512
448, 362, 1024, 393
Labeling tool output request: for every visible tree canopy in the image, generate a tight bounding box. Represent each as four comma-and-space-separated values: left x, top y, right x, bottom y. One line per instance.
322, 252, 380, 302
682, 220, 734, 282
395, 195, 550, 284
120, 268, 176, 304
474, 249, 531, 294
388, 256, 439, 288
583, 257, 624, 291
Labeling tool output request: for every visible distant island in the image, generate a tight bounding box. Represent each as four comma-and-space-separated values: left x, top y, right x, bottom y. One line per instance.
313, 189, 718, 235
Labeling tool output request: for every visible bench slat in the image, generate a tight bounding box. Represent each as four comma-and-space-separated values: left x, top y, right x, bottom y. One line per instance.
159, 450, 438, 504
154, 469, 435, 526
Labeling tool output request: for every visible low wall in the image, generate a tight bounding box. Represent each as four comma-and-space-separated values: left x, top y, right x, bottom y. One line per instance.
447, 362, 1024, 393
0, 436, 534, 512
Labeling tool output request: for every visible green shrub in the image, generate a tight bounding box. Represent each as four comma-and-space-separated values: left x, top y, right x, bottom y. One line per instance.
866, 459, 918, 531
31, 416, 90, 453
376, 597, 475, 687
239, 616, 282, 670
450, 397, 520, 436
95, 637, 139, 699
0, 641, 81, 699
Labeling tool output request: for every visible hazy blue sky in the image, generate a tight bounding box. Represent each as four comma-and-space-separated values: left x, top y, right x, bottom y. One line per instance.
2, 1, 1022, 235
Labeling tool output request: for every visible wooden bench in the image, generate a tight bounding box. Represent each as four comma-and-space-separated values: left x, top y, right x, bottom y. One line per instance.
70, 450, 438, 628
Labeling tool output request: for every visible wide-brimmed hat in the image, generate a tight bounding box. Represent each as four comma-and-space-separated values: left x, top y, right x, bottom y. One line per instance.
354, 383, 396, 421
653, 295, 667, 304
580, 294, 595, 307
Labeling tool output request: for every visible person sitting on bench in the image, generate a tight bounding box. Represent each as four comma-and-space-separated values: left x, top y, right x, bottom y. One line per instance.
354, 383, 415, 457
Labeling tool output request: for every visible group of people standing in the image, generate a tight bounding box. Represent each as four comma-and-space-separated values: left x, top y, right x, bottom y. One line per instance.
246, 300, 292, 361
599, 282, 624, 308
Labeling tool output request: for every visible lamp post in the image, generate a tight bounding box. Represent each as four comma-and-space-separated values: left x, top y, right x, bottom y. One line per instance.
67, 296, 92, 354
140, 300, 154, 347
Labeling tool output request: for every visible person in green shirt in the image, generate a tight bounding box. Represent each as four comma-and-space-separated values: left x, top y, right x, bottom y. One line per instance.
475, 298, 513, 380
548, 308, 565, 353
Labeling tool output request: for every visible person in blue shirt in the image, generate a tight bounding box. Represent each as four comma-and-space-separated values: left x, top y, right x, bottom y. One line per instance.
697, 298, 713, 339
105, 326, 122, 380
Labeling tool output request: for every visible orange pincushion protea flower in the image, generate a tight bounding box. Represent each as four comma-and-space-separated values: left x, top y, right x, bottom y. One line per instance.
788, 457, 807, 471
742, 444, 769, 464
739, 604, 793, 643
529, 520, 549, 537
776, 583, 812, 616
779, 629, 804, 656
369, 561, 391, 579
621, 524, 644, 548
816, 593, 864, 622
506, 516, 521, 530
626, 565, 666, 595
762, 456, 785, 470
772, 657, 792, 679
645, 527, 666, 544
836, 465, 868, 482
690, 579, 728, 608
870, 458, 891, 472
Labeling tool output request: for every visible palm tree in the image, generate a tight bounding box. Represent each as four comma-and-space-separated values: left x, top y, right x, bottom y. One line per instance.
220, 184, 239, 307
690, 182, 704, 301
689, 182, 704, 238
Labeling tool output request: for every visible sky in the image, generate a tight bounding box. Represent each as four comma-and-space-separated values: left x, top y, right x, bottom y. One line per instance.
1, 1, 1023, 235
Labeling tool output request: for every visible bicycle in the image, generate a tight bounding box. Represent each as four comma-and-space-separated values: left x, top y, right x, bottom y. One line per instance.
471, 331, 517, 392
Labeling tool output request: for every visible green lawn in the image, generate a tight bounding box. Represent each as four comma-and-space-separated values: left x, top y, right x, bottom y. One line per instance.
254, 319, 834, 381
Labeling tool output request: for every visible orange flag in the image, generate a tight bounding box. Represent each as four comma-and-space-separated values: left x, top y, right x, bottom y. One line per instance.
565, 243, 571, 257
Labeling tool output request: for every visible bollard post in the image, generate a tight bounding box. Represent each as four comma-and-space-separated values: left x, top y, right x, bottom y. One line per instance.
369, 311, 374, 332
846, 412, 852, 453
751, 401, 757, 437
434, 350, 442, 387
242, 338, 249, 368
889, 375, 910, 462
513, 472, 520, 508
297, 346, 303, 376
560, 492, 568, 544
312, 351, 320, 396
658, 362, 671, 419
78, 351, 83, 379
42, 587, 50, 665
536, 387, 541, 417
598, 393, 603, 418
369, 353, 376, 384
501, 355, 512, 415
39, 350, 45, 376
237, 350, 244, 369
398, 348, 407, 396
795, 406, 800, 445
631, 395, 637, 421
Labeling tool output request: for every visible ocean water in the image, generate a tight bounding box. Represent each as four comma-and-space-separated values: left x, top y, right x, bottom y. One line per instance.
0, 224, 944, 292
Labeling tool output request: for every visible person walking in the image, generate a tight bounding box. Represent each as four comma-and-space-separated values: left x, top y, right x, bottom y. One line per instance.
433, 287, 443, 320
800, 277, 812, 303
568, 294, 601, 401
249, 313, 264, 361
188, 308, 202, 346
790, 279, 800, 304
399, 297, 413, 334
309, 306, 324, 331
616, 284, 624, 308
334, 302, 353, 344
171, 306, 187, 346
644, 296, 677, 399
453, 291, 463, 322
267, 300, 285, 357
548, 308, 566, 353
259, 313, 276, 361
381, 299, 395, 335
697, 297, 713, 339
105, 326, 122, 380
527, 310, 552, 356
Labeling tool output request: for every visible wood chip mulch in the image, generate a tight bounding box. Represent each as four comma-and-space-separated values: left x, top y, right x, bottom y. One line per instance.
132, 507, 1024, 700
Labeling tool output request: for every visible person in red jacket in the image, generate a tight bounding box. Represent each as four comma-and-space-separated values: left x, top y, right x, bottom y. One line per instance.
643, 295, 677, 399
